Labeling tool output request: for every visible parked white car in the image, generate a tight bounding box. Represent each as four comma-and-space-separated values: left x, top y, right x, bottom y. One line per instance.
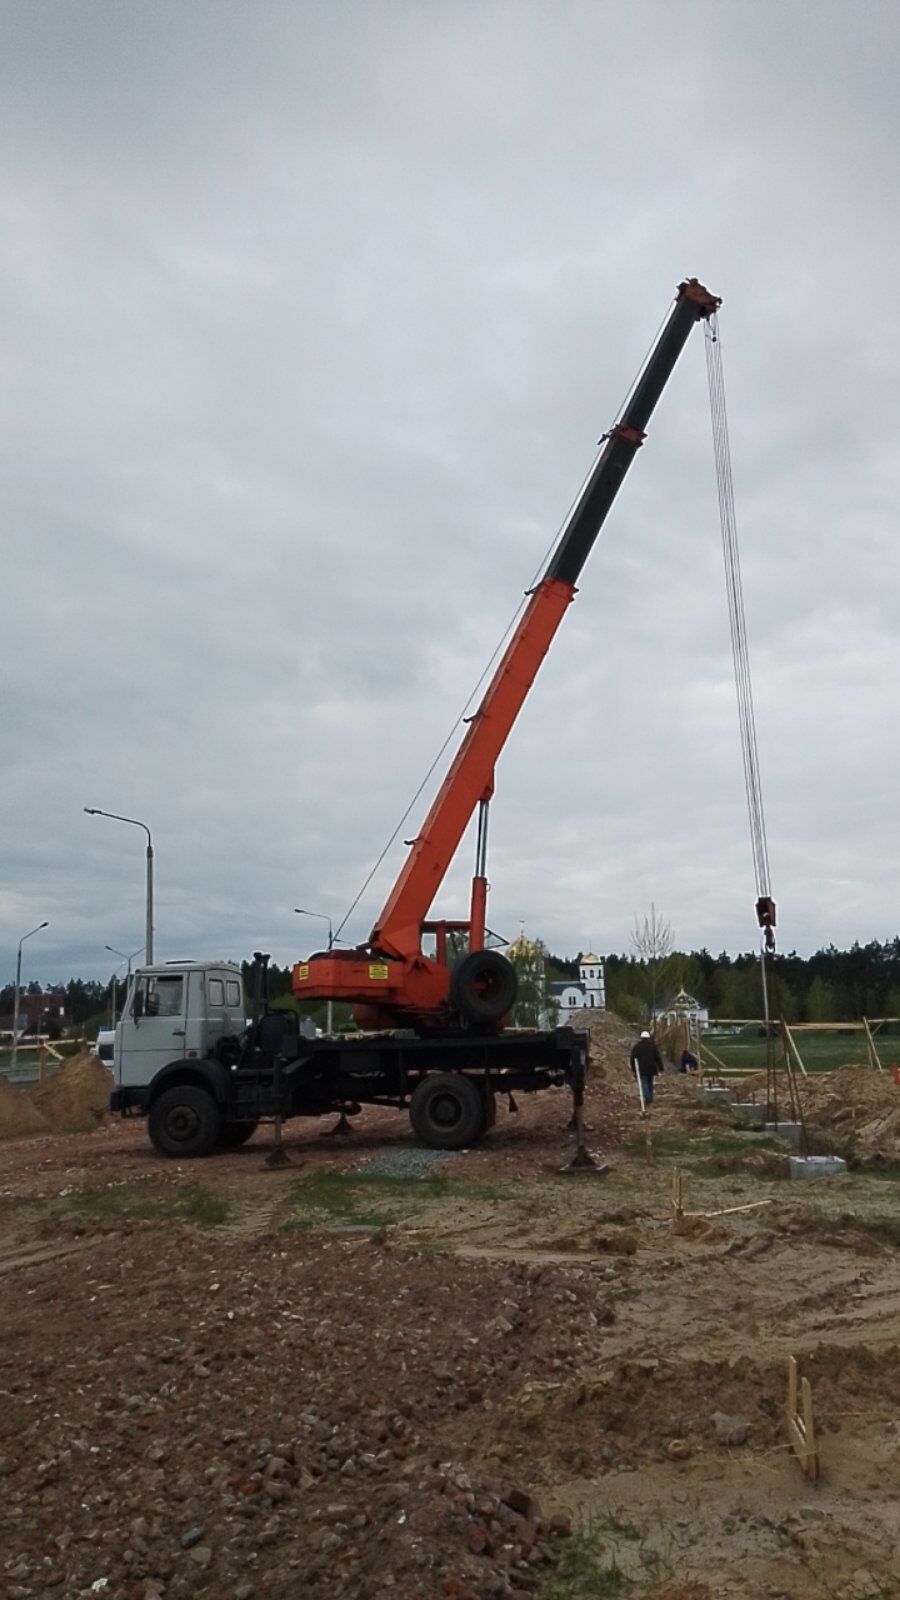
95, 1028, 116, 1071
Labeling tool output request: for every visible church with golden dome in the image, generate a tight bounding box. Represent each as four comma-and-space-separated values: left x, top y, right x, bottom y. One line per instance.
549, 951, 606, 1020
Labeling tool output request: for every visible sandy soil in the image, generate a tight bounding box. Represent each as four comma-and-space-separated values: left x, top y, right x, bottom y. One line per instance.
2, 1033, 900, 1599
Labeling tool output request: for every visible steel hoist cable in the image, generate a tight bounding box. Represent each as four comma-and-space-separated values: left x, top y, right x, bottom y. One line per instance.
704, 312, 778, 1091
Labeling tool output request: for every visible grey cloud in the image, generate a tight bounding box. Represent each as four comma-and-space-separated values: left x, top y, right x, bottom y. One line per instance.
2, 0, 899, 985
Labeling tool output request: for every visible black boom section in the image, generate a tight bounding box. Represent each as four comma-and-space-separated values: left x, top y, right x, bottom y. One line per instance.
546, 280, 719, 588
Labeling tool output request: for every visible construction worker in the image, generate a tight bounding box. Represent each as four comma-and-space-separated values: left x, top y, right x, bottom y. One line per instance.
630, 1029, 664, 1107
679, 1047, 699, 1074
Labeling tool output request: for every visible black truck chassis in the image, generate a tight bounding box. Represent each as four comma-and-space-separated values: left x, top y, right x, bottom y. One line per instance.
112, 1025, 590, 1158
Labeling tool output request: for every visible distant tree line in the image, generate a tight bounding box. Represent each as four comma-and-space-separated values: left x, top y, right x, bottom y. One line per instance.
546, 939, 900, 1025
5, 939, 900, 1038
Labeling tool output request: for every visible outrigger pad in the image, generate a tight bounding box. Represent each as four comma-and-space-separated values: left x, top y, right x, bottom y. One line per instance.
559, 1147, 609, 1176
264, 1144, 292, 1169
321, 1111, 353, 1137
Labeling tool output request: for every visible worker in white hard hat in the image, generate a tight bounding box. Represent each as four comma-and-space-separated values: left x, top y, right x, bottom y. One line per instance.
630, 1028, 664, 1109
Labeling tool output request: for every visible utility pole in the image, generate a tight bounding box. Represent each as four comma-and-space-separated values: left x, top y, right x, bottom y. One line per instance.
105, 944, 143, 1028
12, 922, 49, 1072
84, 809, 154, 964
294, 908, 334, 1035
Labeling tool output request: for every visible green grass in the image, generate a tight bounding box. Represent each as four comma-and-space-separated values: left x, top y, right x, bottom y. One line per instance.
279, 1170, 512, 1233
66, 1184, 230, 1227
539, 1514, 669, 1598
706, 1029, 900, 1075
626, 1128, 781, 1159
0, 1039, 82, 1082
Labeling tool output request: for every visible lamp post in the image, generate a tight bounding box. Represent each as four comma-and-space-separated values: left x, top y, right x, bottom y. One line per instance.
105, 944, 144, 1028
294, 907, 334, 1036
12, 921, 49, 1072
84, 809, 154, 965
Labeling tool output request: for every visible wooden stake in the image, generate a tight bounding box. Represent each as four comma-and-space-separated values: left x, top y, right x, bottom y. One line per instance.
694, 1198, 774, 1219
667, 1167, 771, 1224
786, 1356, 818, 1482
698, 1041, 731, 1077
863, 1017, 884, 1073
782, 1022, 808, 1078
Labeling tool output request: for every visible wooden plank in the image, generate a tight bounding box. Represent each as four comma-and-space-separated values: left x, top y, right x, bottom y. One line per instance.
782, 1022, 808, 1078
789, 1023, 865, 1033
785, 1356, 818, 1482
863, 1017, 884, 1073
698, 1041, 731, 1074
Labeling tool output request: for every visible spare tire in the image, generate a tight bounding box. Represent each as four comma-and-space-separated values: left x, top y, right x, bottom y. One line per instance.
450, 950, 517, 1025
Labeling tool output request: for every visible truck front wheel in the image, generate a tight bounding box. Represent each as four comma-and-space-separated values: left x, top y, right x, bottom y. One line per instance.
148, 1084, 223, 1159
410, 1072, 485, 1150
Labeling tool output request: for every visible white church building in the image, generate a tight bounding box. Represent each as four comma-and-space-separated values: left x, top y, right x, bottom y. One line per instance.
550, 953, 606, 1020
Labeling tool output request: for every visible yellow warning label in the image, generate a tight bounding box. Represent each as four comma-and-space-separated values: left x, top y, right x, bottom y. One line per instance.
368, 963, 390, 981
296, 964, 309, 981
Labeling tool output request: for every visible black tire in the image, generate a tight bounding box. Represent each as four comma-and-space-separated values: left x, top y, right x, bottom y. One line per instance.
450, 951, 518, 1025
218, 1119, 259, 1149
409, 1072, 486, 1150
148, 1084, 223, 1159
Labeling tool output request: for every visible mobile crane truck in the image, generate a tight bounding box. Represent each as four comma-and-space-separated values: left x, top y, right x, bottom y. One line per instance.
110, 279, 720, 1157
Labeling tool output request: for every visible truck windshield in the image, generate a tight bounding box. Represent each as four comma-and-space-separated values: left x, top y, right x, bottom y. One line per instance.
135, 974, 184, 1018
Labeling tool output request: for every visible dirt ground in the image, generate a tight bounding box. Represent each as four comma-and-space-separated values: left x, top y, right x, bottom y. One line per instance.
3, 1025, 900, 1600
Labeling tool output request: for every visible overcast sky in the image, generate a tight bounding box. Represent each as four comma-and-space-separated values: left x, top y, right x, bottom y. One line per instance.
3, 0, 899, 987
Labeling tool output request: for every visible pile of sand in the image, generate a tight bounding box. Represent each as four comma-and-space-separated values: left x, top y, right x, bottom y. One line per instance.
736, 1064, 900, 1158
0, 1075, 51, 1140
26, 1050, 114, 1134
799, 1065, 900, 1157
566, 1008, 634, 1079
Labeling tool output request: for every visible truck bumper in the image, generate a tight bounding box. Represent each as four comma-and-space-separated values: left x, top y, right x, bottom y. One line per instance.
110, 1086, 148, 1116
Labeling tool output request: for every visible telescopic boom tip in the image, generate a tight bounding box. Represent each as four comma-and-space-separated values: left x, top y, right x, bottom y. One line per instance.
677, 278, 721, 318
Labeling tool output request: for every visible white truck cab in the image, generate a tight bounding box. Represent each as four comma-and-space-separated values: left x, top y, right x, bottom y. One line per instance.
115, 961, 245, 1092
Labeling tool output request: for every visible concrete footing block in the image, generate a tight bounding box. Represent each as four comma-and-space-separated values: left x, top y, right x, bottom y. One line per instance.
765, 1121, 803, 1146
730, 1102, 766, 1124
789, 1155, 848, 1179
697, 1085, 732, 1103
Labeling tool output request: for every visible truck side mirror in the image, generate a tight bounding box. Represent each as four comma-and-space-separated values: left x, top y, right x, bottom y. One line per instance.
133, 989, 144, 1022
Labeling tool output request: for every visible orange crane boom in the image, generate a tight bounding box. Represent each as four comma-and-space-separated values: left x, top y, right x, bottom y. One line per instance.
294, 278, 719, 1031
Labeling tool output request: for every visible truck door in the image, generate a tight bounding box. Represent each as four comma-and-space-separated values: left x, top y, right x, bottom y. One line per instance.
119, 971, 188, 1088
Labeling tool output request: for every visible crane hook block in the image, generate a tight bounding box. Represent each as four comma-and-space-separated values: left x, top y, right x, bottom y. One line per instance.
756, 896, 777, 953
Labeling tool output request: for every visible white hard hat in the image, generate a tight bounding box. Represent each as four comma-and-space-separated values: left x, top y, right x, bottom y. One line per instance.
640, 1030, 650, 1038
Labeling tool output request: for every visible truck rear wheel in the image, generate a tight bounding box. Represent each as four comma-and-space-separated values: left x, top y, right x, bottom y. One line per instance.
410, 1072, 485, 1150
450, 951, 517, 1025
148, 1084, 223, 1159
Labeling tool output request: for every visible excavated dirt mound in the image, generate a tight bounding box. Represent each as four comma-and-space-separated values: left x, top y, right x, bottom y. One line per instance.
567, 1008, 634, 1080
0, 1075, 51, 1140
26, 1050, 113, 1133
735, 1064, 900, 1159
800, 1067, 900, 1158
473, 1342, 900, 1480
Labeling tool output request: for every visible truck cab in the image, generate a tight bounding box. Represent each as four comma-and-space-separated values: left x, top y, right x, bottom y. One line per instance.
114, 961, 245, 1097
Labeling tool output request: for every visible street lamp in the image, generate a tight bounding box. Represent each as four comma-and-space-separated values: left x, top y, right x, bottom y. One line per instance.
294, 907, 334, 1035
105, 944, 144, 1028
12, 921, 49, 1072
84, 809, 154, 965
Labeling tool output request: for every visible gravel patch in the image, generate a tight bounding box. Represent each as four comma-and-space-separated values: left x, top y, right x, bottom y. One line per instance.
355, 1144, 457, 1179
